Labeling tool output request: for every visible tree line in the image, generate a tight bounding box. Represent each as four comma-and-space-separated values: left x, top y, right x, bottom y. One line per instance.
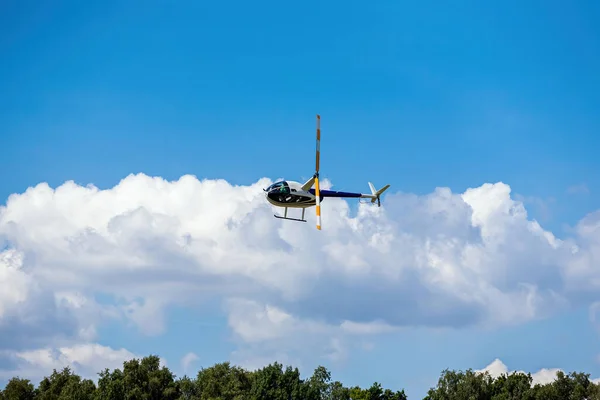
1, 354, 599, 399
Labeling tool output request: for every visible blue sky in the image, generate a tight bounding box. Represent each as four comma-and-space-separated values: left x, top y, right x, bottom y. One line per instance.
2, 0, 600, 398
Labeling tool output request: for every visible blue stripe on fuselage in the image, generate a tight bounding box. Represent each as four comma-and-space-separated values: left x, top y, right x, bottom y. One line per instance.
309, 189, 362, 198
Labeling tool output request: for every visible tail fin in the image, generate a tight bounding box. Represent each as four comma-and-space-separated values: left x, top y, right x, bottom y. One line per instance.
367, 182, 390, 205
368, 182, 377, 196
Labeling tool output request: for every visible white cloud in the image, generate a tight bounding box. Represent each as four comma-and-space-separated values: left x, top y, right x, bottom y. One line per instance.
1, 173, 600, 376
180, 352, 199, 373
0, 249, 31, 318
339, 320, 398, 335
567, 183, 590, 195
0, 343, 136, 382
224, 298, 349, 369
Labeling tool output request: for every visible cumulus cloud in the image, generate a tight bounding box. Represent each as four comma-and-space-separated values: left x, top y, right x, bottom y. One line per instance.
0, 343, 136, 382
180, 352, 199, 373
224, 298, 398, 370
0, 249, 31, 319
1, 173, 599, 378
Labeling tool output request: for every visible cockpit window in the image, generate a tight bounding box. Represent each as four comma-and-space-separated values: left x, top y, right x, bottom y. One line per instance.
267, 181, 289, 194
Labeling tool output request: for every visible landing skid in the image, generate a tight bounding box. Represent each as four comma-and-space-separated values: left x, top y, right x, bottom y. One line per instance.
274, 207, 307, 222
274, 214, 306, 222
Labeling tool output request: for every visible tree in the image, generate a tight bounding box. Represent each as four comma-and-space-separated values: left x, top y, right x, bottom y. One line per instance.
249, 362, 305, 400
175, 375, 197, 400
96, 367, 125, 400
35, 366, 95, 400
1, 377, 35, 400
424, 368, 494, 400
424, 367, 600, 400
305, 366, 332, 400
195, 361, 251, 399
328, 381, 351, 400
121, 355, 179, 400
346, 383, 406, 400
489, 371, 534, 400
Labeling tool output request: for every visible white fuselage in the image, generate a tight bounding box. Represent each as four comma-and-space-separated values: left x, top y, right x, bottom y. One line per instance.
264, 180, 318, 209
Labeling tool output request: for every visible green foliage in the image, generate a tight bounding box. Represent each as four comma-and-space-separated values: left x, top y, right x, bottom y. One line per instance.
424, 368, 495, 400
489, 371, 534, 400
34, 367, 95, 400
2, 377, 35, 400
195, 361, 251, 399
424, 368, 600, 400
1, 354, 600, 399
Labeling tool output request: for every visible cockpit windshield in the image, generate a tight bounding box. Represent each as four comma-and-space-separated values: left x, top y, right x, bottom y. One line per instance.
266, 181, 290, 194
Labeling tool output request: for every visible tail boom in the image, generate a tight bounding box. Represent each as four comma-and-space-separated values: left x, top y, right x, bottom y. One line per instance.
310, 182, 390, 206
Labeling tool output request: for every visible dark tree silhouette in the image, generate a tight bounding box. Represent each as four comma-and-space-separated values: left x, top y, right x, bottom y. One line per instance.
1, 355, 598, 399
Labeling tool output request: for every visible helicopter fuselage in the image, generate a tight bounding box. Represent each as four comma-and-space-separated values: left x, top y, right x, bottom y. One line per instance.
264, 180, 319, 208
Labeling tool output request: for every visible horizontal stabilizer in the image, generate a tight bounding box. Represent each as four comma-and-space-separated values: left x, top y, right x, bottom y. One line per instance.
361, 182, 390, 206
301, 176, 315, 192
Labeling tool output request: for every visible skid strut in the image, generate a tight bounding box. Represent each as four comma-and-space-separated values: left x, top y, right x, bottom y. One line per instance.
273, 207, 307, 222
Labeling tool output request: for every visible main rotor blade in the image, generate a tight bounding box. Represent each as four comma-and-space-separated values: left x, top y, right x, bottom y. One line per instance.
315, 176, 321, 230
315, 114, 320, 173
315, 114, 321, 230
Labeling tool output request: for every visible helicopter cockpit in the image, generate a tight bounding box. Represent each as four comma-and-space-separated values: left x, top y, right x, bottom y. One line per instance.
265, 181, 290, 194
265, 180, 315, 205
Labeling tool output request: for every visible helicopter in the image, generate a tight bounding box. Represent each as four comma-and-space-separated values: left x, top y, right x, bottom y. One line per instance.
264, 114, 390, 230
